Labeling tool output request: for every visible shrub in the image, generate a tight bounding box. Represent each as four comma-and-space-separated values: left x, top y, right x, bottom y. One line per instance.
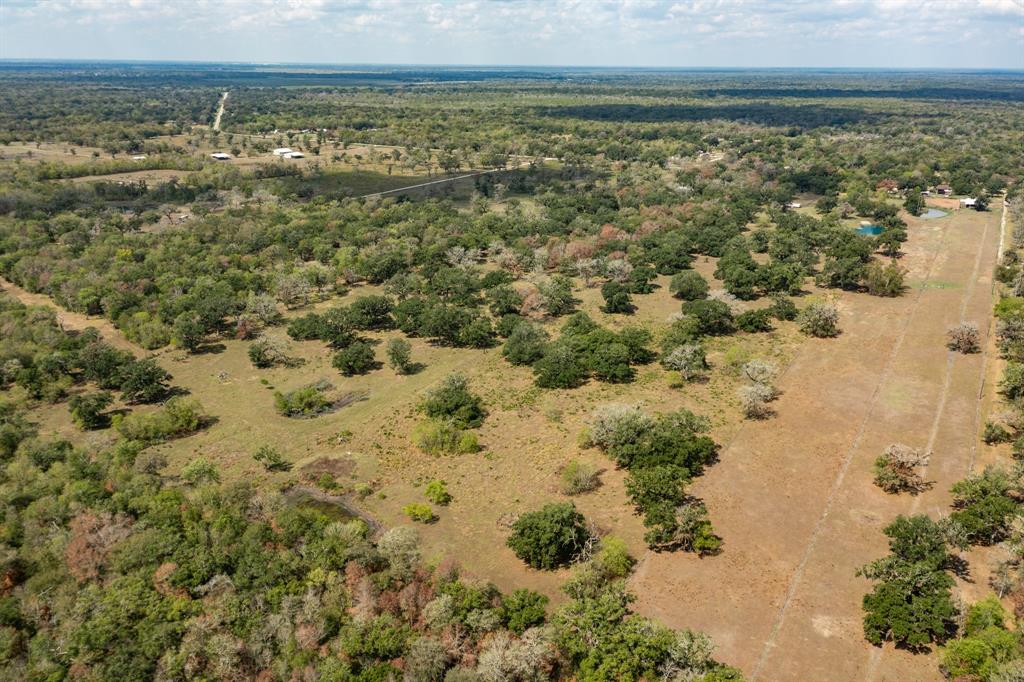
500, 589, 548, 635
507, 503, 591, 570
69, 391, 114, 430
459, 316, 497, 348
181, 457, 219, 485
947, 322, 981, 353
113, 398, 205, 443
735, 309, 772, 333
768, 295, 799, 321
424, 479, 452, 505
248, 336, 291, 368
798, 302, 840, 337
600, 281, 634, 314
502, 322, 549, 366
345, 295, 394, 330
982, 421, 1012, 444
662, 343, 708, 382
864, 260, 906, 297
274, 384, 332, 417
537, 275, 577, 316
669, 271, 709, 301
413, 420, 480, 455
681, 299, 734, 336
253, 445, 291, 472
873, 444, 930, 494
533, 343, 588, 389
118, 359, 171, 404
738, 383, 775, 419
560, 460, 601, 495
419, 374, 486, 428
590, 343, 634, 383
332, 341, 378, 376
950, 467, 1019, 545
385, 338, 413, 374
403, 503, 436, 523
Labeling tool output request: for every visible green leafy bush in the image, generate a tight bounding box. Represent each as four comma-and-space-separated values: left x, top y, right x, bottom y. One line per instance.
507, 502, 591, 570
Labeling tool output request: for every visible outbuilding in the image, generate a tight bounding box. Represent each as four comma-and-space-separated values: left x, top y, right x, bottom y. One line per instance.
936, 184, 952, 195
960, 197, 977, 208
283, 151, 305, 159
210, 152, 231, 160
272, 147, 294, 156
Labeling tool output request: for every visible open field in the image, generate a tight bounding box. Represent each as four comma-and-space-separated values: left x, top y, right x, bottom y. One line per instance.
631, 205, 1003, 680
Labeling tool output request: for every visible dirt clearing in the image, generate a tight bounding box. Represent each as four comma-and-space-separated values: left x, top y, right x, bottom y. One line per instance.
630, 207, 1002, 681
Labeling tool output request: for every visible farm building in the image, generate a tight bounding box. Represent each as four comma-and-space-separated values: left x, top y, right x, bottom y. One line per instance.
272, 148, 294, 156
210, 152, 231, 160
283, 152, 305, 159
936, 184, 953, 195
960, 197, 977, 208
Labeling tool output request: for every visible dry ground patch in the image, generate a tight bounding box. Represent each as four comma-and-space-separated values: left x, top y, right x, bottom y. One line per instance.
630, 207, 1002, 681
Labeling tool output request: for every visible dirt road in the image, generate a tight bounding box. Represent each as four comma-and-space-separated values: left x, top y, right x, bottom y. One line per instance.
630, 206, 1002, 681
0, 276, 141, 356
213, 91, 228, 131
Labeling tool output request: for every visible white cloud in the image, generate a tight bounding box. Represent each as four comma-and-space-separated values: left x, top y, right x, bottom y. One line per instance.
0, 0, 1021, 67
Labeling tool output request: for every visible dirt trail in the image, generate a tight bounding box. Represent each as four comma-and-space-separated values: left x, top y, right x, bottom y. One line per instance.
0, 276, 141, 356
630, 207, 1001, 681
213, 91, 228, 131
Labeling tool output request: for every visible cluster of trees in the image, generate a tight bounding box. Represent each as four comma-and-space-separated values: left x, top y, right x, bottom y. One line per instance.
0, 293, 173, 428
413, 374, 486, 455
503, 312, 654, 388
0, 393, 741, 681
586, 404, 721, 553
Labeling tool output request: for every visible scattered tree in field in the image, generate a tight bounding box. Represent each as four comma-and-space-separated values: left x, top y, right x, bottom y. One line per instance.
864, 260, 906, 297
248, 335, 292, 368
537, 275, 577, 316
69, 391, 114, 430
385, 337, 413, 374
741, 359, 778, 388
533, 343, 588, 389
859, 515, 958, 649
939, 597, 1019, 680
252, 444, 291, 472
662, 343, 708, 382
332, 341, 378, 376
507, 502, 591, 570
947, 322, 981, 354
173, 313, 205, 352
273, 384, 332, 417
560, 460, 601, 495
798, 302, 840, 337
600, 281, 634, 314
419, 373, 486, 428
735, 308, 773, 332
502, 322, 549, 366
904, 192, 925, 217
873, 444, 931, 494
682, 299, 735, 336
669, 270, 709, 301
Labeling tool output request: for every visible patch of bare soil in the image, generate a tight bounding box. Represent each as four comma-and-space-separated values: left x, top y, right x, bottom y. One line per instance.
629, 207, 1002, 681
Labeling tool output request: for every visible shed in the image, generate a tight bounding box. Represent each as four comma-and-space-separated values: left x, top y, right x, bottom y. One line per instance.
272, 147, 294, 156
210, 152, 231, 160
284, 152, 305, 159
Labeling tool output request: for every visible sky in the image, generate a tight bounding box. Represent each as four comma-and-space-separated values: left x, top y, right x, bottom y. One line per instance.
1, 0, 1022, 69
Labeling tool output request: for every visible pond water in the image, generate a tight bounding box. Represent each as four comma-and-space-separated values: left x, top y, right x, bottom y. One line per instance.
920, 208, 949, 220
285, 488, 359, 523
856, 224, 884, 236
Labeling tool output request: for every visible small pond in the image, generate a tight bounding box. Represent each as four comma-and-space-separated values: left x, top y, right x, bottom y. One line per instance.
284, 487, 361, 524
856, 224, 884, 236
920, 208, 949, 220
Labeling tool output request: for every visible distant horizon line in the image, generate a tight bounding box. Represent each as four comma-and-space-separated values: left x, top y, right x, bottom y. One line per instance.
1, 58, 1022, 73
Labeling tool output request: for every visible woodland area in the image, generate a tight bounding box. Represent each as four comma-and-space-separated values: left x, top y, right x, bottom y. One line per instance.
0, 63, 1023, 681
